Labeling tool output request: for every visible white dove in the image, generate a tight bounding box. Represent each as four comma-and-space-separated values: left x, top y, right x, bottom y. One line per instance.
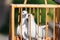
17, 10, 28, 39
17, 10, 52, 40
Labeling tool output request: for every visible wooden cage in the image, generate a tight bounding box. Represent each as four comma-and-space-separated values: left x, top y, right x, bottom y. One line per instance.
9, 0, 60, 40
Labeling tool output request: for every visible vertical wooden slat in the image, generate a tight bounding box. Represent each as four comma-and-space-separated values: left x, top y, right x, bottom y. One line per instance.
53, 8, 55, 40
57, 8, 60, 23
11, 6, 15, 40
29, 8, 31, 40
40, 8, 42, 24
37, 8, 39, 26
18, 8, 21, 25
40, 8, 42, 40
33, 8, 35, 13
55, 16, 57, 23
20, 8, 22, 40
18, 14, 19, 24
55, 8, 58, 23
18, 8, 21, 40
46, 8, 49, 40
44, 0, 49, 39
36, 8, 39, 40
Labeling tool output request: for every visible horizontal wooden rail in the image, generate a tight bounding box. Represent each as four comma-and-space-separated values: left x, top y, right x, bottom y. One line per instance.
11, 4, 60, 8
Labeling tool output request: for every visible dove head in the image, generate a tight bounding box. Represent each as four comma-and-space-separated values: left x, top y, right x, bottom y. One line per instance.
22, 10, 28, 19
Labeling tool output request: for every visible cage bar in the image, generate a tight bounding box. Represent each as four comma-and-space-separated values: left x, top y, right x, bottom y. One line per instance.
40, 8, 42, 24
37, 8, 40, 40
39, 8, 43, 40
53, 8, 55, 40
55, 8, 57, 23
17, 8, 21, 40
46, 8, 49, 40
11, 6, 15, 40
33, 8, 35, 14
20, 8, 22, 40
18, 8, 21, 25
28, 8, 31, 40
